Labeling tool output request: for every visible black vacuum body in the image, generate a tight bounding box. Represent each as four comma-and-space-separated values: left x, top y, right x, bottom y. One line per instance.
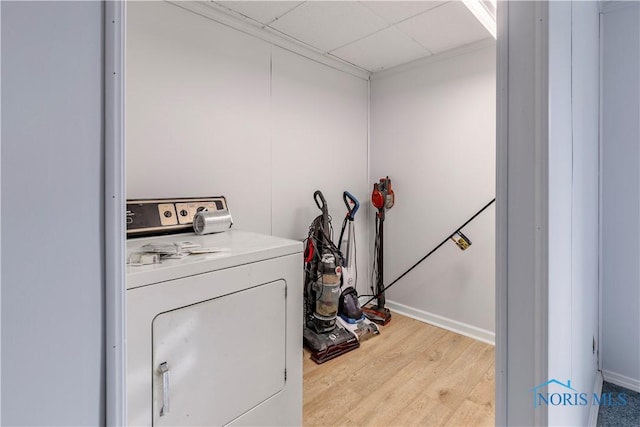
303, 191, 359, 363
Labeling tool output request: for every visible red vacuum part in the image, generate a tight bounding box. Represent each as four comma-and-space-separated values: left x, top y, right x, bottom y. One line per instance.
304, 239, 314, 263
371, 183, 385, 209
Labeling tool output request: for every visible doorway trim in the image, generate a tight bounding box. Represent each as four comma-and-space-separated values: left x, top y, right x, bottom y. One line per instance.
104, 1, 126, 426
495, 0, 509, 423
104, 2, 552, 426
496, 1, 550, 425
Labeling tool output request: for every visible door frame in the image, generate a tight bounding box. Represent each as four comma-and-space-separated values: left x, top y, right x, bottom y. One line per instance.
104, 1, 126, 426
104, 2, 551, 426
495, 1, 551, 425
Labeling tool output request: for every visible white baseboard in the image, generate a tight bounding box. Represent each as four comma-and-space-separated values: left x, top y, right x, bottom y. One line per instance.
602, 369, 640, 392
588, 371, 604, 427
385, 300, 495, 345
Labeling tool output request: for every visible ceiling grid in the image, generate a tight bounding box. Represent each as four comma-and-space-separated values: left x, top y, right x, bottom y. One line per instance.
212, 0, 496, 73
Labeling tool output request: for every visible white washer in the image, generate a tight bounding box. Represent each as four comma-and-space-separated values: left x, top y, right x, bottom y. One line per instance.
126, 230, 303, 426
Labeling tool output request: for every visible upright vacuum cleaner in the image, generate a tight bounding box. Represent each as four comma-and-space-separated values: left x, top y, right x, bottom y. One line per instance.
303, 191, 359, 364
362, 176, 395, 325
336, 192, 379, 341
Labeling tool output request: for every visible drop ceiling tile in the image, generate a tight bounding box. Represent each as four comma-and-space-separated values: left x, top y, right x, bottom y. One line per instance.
397, 1, 491, 54
269, 1, 388, 52
215, 1, 303, 25
331, 27, 428, 72
360, 1, 446, 24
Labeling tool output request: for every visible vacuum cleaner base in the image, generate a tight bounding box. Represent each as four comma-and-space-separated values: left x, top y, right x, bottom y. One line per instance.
303, 323, 359, 364
337, 316, 380, 342
362, 305, 392, 326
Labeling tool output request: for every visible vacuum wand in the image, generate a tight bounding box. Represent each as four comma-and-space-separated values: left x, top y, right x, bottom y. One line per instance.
363, 198, 496, 308
362, 177, 395, 325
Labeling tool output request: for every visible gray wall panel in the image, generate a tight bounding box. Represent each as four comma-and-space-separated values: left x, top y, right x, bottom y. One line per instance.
1, 2, 105, 425
601, 2, 640, 388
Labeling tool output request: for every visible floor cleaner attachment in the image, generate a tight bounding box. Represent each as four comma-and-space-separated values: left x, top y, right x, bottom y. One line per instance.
336, 191, 380, 341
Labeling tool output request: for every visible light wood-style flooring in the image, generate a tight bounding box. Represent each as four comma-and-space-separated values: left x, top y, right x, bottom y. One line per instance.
303, 313, 495, 426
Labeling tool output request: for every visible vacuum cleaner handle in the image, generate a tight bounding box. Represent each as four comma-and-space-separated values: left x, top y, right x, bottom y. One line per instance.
343, 191, 359, 221
313, 190, 328, 217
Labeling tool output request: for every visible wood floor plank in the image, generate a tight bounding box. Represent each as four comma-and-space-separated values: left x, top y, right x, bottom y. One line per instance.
304, 315, 421, 399
407, 331, 476, 384
444, 400, 494, 426
342, 330, 467, 426
466, 362, 495, 410
304, 387, 363, 426
303, 313, 495, 427
419, 339, 494, 411
397, 394, 455, 426
343, 321, 447, 394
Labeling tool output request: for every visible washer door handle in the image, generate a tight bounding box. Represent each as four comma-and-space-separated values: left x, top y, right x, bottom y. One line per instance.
159, 362, 170, 417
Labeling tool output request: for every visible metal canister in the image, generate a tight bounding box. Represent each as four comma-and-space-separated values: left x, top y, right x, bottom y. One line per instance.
193, 209, 233, 235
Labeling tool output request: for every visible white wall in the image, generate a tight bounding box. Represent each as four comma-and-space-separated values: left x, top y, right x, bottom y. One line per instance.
126, 1, 272, 234
369, 43, 496, 342
601, 1, 640, 391
1, 1, 104, 425
548, 1, 600, 425
270, 47, 370, 282
126, 2, 370, 270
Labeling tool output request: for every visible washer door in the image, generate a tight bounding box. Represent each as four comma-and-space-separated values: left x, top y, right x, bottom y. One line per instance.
152, 280, 286, 426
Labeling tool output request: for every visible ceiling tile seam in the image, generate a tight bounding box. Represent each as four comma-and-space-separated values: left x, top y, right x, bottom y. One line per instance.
314, 25, 390, 54
209, 1, 270, 30
264, 21, 394, 56
264, 1, 307, 27
359, 0, 451, 26
357, 0, 398, 25
266, 1, 390, 53
261, 25, 372, 75
394, 1, 451, 26
328, 2, 455, 56
387, 2, 458, 56
327, 22, 432, 56
327, 24, 395, 53
395, 27, 435, 57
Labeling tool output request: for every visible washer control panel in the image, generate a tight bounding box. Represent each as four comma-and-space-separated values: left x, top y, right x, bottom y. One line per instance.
126, 197, 227, 237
